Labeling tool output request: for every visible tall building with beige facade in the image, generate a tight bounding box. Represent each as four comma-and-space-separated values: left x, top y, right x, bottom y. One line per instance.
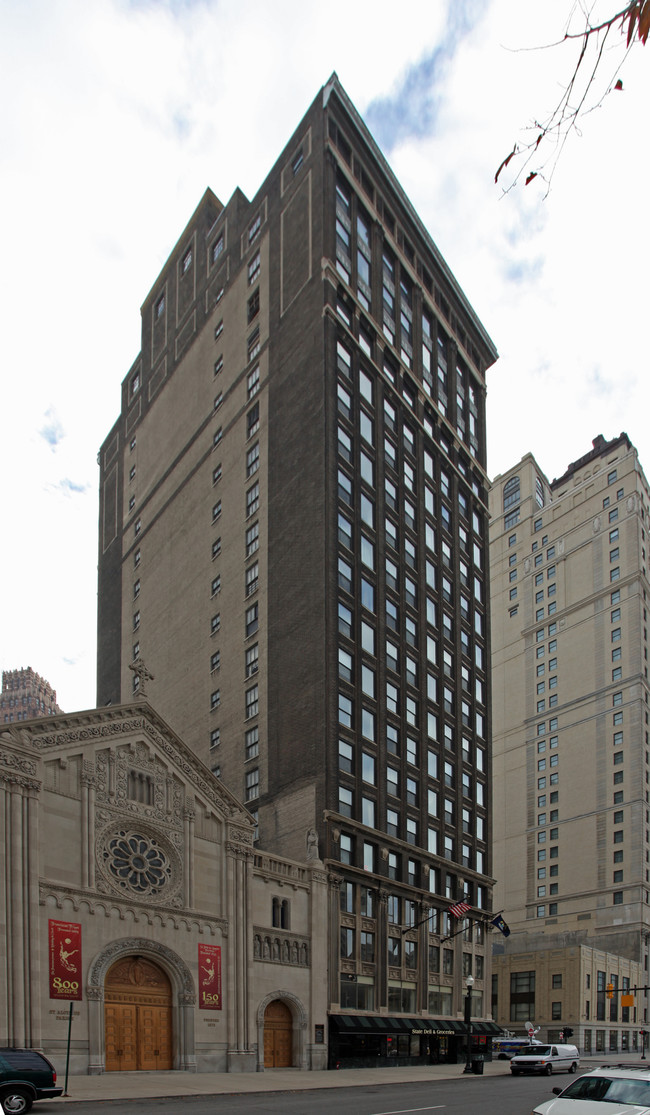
96, 75, 501, 1063
489, 433, 650, 1052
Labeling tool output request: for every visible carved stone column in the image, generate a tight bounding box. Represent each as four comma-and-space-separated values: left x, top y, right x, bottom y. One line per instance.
183, 800, 195, 908
327, 873, 342, 1007
81, 762, 96, 889
11, 787, 26, 1045
26, 787, 41, 1047
225, 839, 255, 1071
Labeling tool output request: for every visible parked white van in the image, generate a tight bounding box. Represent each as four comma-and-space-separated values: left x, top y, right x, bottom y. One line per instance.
510, 1044, 580, 1076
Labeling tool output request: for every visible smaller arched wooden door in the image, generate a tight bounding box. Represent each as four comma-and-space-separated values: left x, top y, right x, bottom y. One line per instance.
104, 956, 173, 1071
263, 999, 293, 1068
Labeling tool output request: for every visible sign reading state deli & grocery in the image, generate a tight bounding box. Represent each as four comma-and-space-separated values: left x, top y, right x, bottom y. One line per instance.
411, 1027, 455, 1036
49, 919, 83, 1001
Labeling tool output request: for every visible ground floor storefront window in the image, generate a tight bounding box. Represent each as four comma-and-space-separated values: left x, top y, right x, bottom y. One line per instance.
328, 1017, 499, 1069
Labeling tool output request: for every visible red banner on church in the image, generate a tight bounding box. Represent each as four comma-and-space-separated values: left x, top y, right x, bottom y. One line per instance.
48, 920, 82, 1001
198, 944, 222, 1010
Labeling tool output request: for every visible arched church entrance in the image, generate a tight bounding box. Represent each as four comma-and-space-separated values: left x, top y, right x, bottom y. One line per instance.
263, 999, 293, 1068
104, 955, 173, 1071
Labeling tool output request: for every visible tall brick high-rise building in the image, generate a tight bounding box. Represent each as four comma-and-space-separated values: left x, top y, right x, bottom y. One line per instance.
1, 667, 62, 723
97, 75, 499, 1060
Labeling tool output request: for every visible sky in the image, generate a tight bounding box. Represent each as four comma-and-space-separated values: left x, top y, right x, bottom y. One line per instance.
1, 0, 648, 714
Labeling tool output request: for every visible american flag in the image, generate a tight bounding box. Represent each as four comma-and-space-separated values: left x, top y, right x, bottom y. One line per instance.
448, 900, 471, 919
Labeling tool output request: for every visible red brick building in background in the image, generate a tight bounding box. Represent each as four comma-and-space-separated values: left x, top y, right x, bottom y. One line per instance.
1, 667, 63, 723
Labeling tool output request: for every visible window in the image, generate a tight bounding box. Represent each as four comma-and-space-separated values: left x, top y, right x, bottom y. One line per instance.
245, 685, 259, 720
339, 786, 353, 817
247, 329, 260, 362
212, 233, 224, 263
248, 214, 261, 243
362, 797, 375, 827
338, 602, 353, 638
212, 537, 221, 560
245, 768, 259, 801
210, 689, 220, 710
245, 562, 259, 597
339, 835, 353, 866
246, 443, 260, 477
338, 693, 353, 728
247, 289, 260, 323
245, 522, 259, 557
245, 602, 258, 637
339, 647, 353, 682
247, 365, 260, 399
211, 575, 221, 597
339, 739, 353, 773
210, 650, 220, 672
248, 250, 260, 285
212, 500, 222, 523
210, 728, 220, 749
246, 482, 260, 518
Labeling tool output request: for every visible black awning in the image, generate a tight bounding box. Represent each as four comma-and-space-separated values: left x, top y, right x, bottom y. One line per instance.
329, 1014, 486, 1036
473, 1022, 505, 1036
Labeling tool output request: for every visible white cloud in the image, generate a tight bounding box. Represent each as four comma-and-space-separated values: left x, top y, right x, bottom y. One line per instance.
1, 0, 648, 711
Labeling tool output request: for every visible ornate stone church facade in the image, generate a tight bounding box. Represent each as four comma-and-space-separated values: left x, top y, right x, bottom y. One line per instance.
0, 703, 328, 1073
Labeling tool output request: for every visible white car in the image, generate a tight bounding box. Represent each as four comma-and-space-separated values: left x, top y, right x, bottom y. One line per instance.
533, 1066, 650, 1114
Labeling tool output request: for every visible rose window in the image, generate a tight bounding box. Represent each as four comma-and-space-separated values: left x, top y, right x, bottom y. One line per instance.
104, 831, 171, 895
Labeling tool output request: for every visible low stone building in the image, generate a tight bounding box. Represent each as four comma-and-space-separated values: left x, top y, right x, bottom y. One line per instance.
0, 702, 328, 1074
492, 937, 644, 1052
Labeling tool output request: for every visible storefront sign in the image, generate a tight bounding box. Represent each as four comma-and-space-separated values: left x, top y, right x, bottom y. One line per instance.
411, 1027, 454, 1036
198, 943, 222, 1010
48, 920, 82, 1001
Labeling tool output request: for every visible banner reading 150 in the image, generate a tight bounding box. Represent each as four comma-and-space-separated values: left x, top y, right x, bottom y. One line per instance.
198, 943, 222, 1010
49, 920, 83, 1001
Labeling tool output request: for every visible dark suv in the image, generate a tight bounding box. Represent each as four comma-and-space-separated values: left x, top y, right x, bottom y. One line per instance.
0, 1049, 62, 1114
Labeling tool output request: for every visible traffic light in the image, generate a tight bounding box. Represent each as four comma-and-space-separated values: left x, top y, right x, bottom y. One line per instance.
564, 1028, 573, 1039
607, 983, 614, 999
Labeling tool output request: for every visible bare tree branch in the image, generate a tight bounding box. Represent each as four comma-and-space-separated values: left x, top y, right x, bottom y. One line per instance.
495, 1, 649, 196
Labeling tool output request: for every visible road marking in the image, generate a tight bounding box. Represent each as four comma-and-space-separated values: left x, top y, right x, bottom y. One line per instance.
371, 1107, 445, 1114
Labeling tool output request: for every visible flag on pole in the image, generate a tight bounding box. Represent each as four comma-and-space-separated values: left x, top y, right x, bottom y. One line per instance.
448, 900, 471, 919
491, 913, 511, 937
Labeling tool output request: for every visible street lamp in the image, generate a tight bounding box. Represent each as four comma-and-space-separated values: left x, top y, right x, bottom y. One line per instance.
463, 974, 474, 1073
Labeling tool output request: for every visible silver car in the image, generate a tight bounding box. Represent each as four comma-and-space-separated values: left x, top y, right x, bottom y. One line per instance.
533, 1066, 650, 1114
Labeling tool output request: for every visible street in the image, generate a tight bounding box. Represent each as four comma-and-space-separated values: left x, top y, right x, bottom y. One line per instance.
49, 1071, 561, 1115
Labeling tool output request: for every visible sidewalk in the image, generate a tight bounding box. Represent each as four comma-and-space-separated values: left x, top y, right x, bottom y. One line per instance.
56, 1060, 510, 1103
54, 1054, 646, 1104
